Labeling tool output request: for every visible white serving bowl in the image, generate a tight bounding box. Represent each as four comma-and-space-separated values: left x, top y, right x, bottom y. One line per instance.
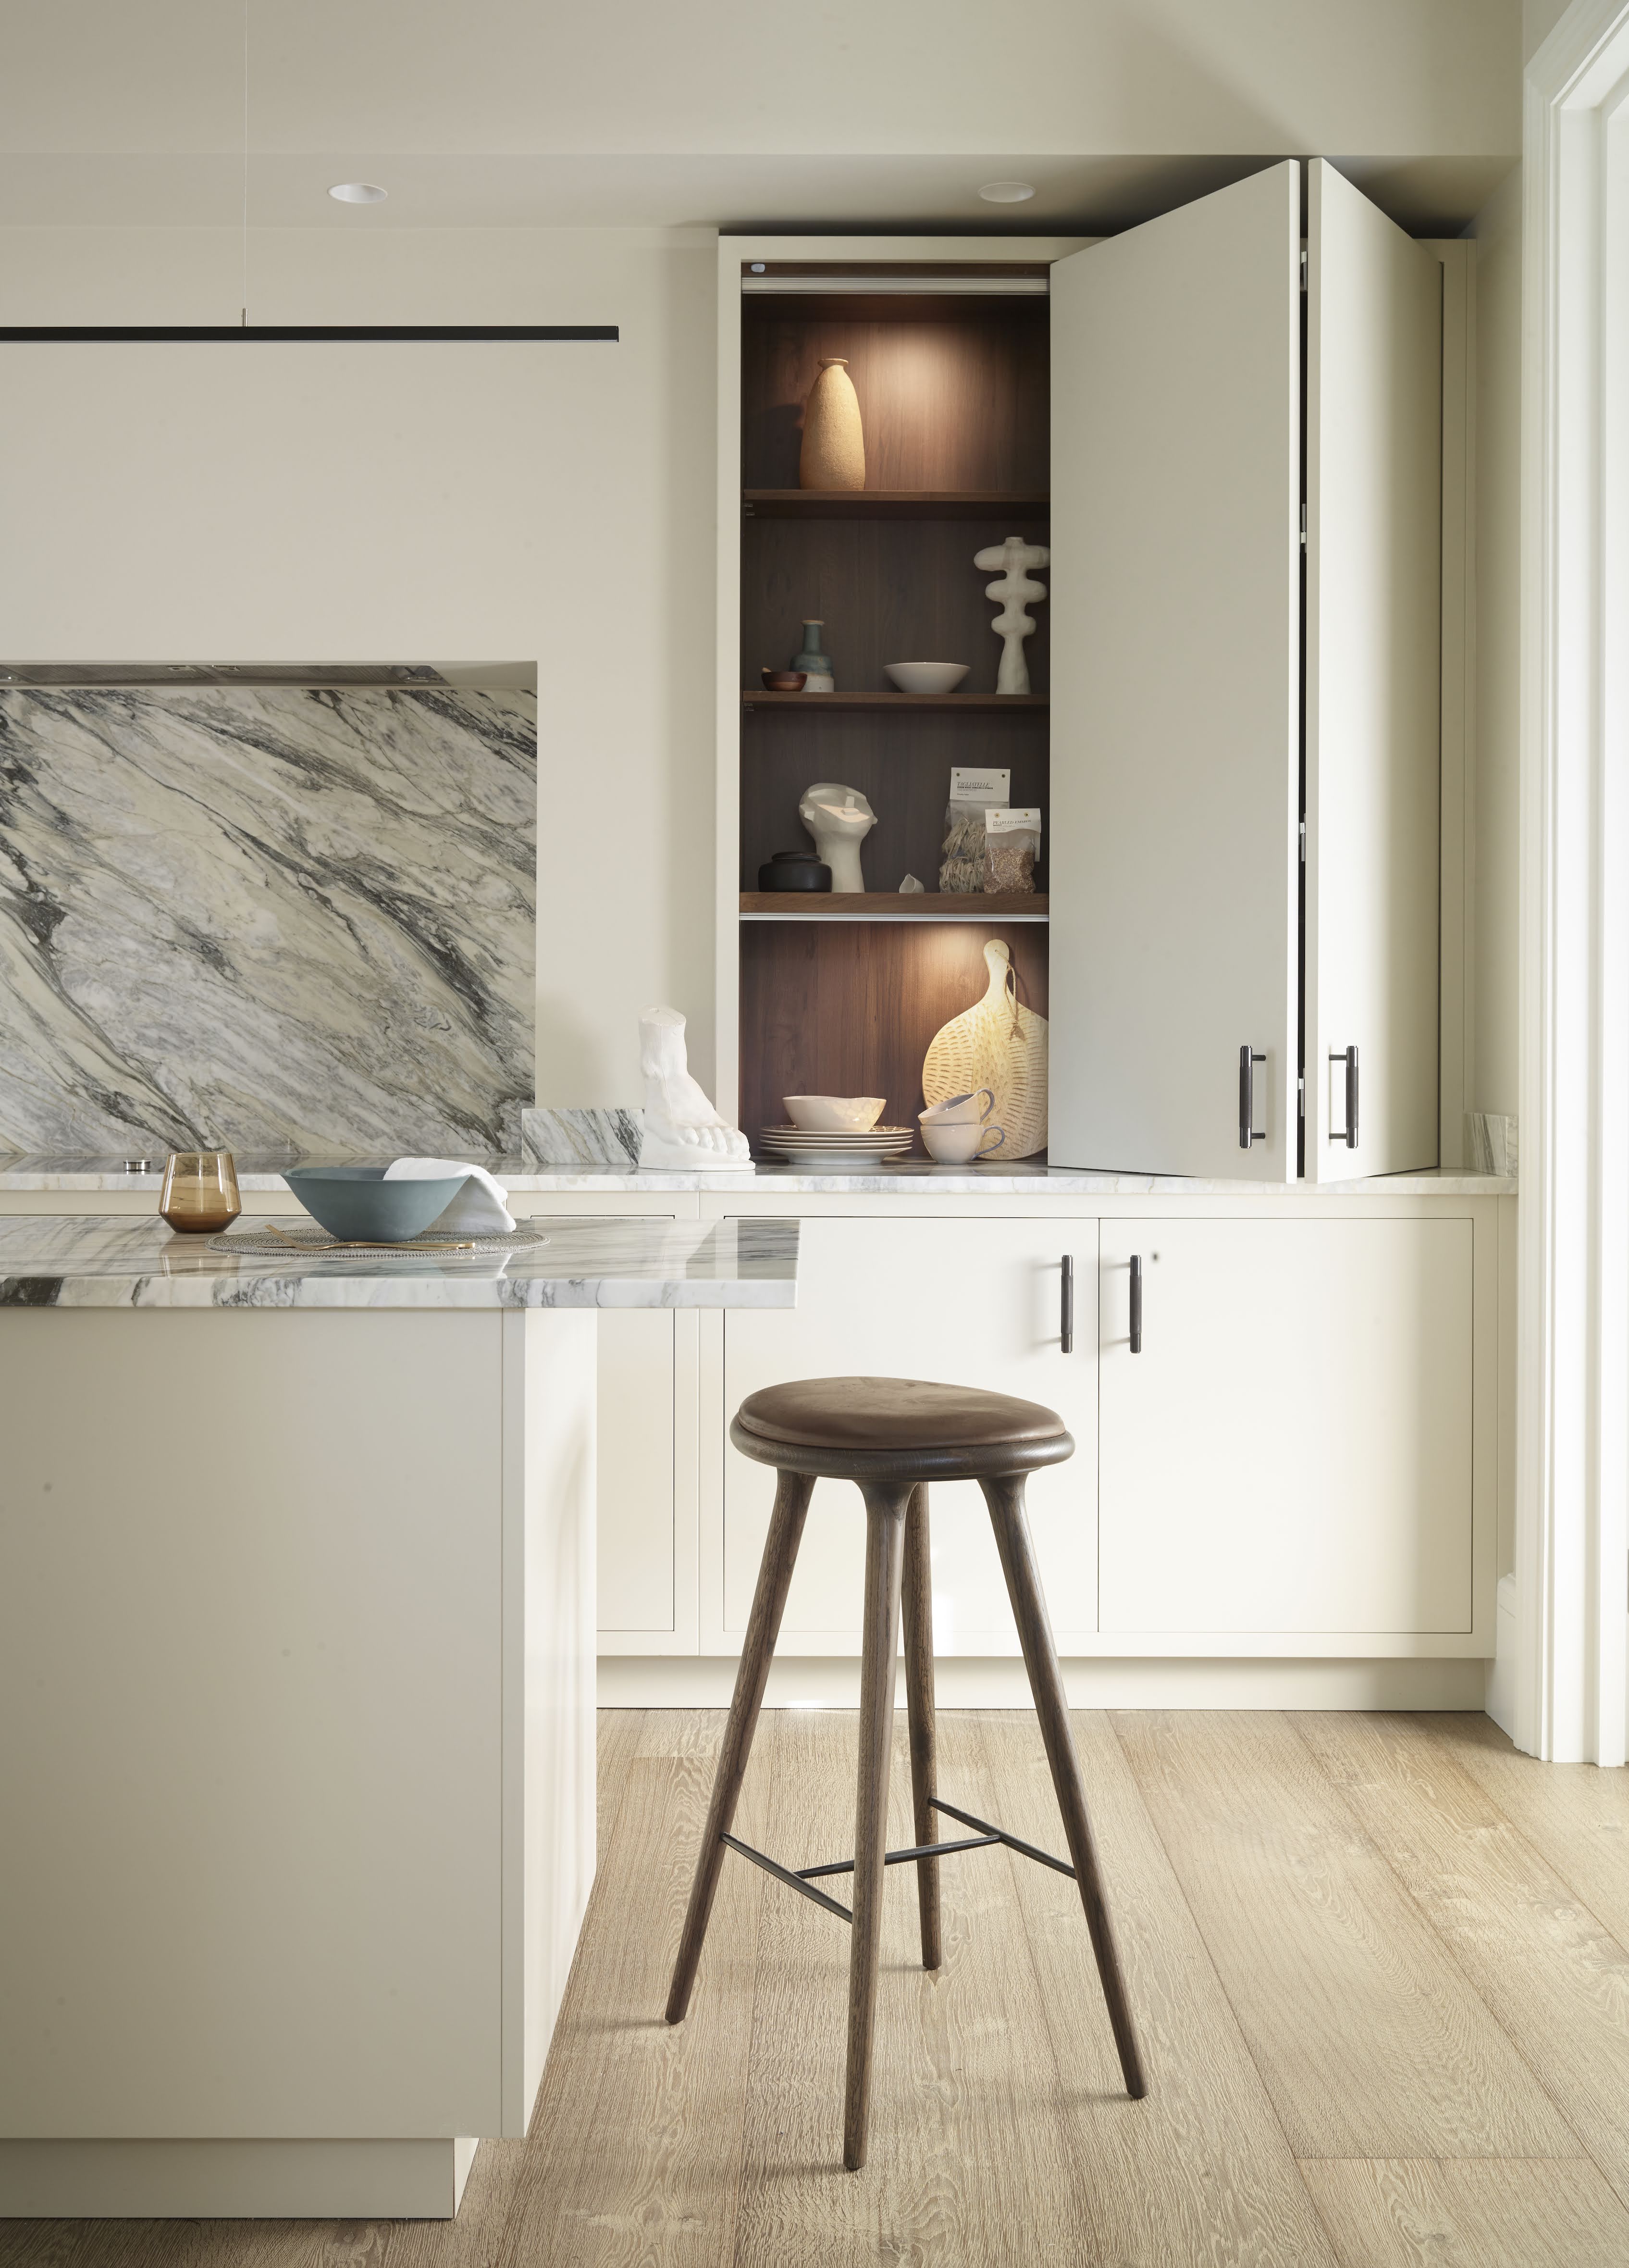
884, 662, 970, 696
784, 1094, 886, 1132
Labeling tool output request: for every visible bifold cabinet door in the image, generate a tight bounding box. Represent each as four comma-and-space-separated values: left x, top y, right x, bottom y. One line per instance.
721, 1217, 1097, 1651
1306, 159, 1444, 1177
1098, 1218, 1473, 1634
1049, 161, 1300, 1177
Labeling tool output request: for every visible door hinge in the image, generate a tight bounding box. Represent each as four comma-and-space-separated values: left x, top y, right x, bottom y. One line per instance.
1300, 244, 1308, 293
1298, 1075, 1306, 1117
1300, 501, 1308, 548
1299, 818, 1306, 862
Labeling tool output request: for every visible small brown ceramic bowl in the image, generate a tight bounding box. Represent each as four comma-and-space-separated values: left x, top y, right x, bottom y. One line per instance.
761, 669, 808, 692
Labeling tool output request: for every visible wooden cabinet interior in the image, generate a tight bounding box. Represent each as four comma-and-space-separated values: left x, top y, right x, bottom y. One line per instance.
740, 702, 1049, 893
741, 295, 1049, 492
741, 514, 1051, 695
739, 921, 1049, 1145
739, 282, 1050, 1153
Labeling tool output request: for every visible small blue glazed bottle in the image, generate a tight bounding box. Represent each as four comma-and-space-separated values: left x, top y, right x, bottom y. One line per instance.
792, 620, 835, 692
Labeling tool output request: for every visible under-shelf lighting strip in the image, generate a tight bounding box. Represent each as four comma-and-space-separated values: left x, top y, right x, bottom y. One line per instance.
740, 274, 1048, 295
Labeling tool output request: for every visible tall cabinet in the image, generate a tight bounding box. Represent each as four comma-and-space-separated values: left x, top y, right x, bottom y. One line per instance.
720, 161, 1449, 1176
692, 170, 1490, 1682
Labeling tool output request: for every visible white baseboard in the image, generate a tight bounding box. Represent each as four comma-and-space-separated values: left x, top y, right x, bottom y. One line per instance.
0, 2137, 479, 2219
598, 1654, 1490, 1710
1485, 1572, 1520, 1737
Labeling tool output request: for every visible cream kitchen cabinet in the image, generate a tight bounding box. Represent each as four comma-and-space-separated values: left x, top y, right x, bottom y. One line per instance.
505, 1198, 702, 1657
711, 1214, 1098, 1655
1098, 1215, 1481, 1640
1049, 160, 1444, 1179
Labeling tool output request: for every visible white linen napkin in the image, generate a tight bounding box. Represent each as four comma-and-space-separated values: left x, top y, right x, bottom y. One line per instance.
384, 1157, 517, 1234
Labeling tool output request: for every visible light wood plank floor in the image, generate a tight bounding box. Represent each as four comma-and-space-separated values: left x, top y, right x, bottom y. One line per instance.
5, 1709, 1629, 2268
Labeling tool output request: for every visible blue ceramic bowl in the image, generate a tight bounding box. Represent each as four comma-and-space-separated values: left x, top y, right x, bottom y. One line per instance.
282, 1165, 472, 1243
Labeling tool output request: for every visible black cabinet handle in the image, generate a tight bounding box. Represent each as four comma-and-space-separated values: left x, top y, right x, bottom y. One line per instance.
1328, 1045, 1359, 1148
1238, 1045, 1268, 1148
1129, 1254, 1142, 1353
1060, 1254, 1074, 1353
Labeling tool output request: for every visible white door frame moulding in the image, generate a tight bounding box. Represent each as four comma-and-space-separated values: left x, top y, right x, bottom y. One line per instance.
1516, 0, 1629, 1761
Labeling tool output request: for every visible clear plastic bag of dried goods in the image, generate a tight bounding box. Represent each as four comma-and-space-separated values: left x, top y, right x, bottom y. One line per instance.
939, 766, 1011, 893
983, 806, 1042, 893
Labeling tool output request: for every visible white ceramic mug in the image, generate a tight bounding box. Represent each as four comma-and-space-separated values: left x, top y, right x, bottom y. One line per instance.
921, 1117, 1005, 1164
920, 1087, 996, 1128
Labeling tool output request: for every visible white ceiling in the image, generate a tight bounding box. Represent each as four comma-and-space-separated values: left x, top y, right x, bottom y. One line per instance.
3, 0, 1521, 235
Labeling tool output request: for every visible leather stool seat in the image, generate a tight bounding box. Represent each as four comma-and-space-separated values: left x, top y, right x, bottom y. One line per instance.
733, 1376, 1074, 1480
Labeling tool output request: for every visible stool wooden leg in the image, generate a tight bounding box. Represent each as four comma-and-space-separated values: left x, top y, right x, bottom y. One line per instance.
844, 1481, 910, 2171
900, 1484, 941, 1972
665, 1467, 814, 2026
980, 1473, 1149, 2101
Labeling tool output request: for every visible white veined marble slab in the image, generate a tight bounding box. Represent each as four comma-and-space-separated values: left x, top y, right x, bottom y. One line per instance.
0, 687, 535, 1156
0, 1214, 799, 1311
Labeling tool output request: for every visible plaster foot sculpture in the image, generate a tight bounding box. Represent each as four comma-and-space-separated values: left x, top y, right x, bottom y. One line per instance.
798, 781, 876, 893
637, 1005, 751, 1170
974, 535, 1050, 696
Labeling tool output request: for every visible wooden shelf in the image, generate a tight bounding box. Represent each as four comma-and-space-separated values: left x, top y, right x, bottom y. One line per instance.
742, 689, 1047, 710
743, 490, 1050, 521
740, 892, 1048, 920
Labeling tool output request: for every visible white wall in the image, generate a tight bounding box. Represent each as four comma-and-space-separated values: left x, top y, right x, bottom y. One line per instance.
0, 227, 718, 1107
1468, 169, 1523, 1120
12, 1, 1521, 172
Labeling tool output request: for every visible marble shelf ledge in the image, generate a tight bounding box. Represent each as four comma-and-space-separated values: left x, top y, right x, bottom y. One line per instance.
0, 1215, 799, 1311
0, 1155, 1517, 1199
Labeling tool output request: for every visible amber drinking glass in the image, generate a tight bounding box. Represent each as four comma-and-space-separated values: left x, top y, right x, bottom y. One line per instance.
159, 1149, 242, 1233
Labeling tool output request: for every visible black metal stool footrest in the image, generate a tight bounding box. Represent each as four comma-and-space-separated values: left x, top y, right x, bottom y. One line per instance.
719, 1796, 1074, 1926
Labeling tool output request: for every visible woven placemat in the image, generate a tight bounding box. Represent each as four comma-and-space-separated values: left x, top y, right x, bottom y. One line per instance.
208, 1220, 553, 1257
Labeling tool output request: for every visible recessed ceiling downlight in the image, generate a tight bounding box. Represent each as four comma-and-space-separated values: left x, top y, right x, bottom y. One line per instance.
979, 181, 1036, 204
329, 181, 388, 204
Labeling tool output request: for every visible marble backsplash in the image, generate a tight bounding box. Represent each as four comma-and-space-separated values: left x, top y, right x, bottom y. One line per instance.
521, 1105, 643, 1167
0, 685, 535, 1155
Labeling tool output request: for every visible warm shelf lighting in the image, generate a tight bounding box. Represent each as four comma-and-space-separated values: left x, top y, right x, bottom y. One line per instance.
979, 182, 1036, 204
329, 182, 388, 204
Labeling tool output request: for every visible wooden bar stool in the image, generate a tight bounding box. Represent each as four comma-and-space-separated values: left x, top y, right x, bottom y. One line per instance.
665, 1376, 1147, 2170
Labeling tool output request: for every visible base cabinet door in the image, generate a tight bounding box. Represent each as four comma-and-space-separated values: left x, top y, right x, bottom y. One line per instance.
720, 1216, 1097, 1652
596, 1312, 677, 1635
1098, 1217, 1474, 1635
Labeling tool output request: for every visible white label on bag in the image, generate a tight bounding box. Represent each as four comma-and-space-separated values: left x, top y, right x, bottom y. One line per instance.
950, 767, 1010, 803
985, 806, 1042, 834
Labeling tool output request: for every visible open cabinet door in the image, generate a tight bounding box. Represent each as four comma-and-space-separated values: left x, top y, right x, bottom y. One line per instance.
1049, 161, 1299, 1177
1305, 160, 1443, 1178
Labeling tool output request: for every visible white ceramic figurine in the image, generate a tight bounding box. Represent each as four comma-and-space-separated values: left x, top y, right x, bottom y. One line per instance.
973, 534, 1050, 695
797, 781, 876, 893
637, 1005, 751, 1170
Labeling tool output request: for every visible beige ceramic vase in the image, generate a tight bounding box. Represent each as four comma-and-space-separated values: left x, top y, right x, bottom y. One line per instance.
923, 939, 1048, 1158
799, 357, 866, 491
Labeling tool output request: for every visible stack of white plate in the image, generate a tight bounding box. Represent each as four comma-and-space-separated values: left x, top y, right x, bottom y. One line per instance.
759, 1125, 915, 1165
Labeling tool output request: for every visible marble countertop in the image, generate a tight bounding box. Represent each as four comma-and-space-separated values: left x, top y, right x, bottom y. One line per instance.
0, 1214, 799, 1311
0, 1154, 1517, 1198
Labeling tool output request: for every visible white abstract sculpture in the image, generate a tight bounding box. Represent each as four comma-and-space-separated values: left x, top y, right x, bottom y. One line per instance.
798, 781, 876, 893
974, 535, 1050, 695
637, 1005, 750, 1170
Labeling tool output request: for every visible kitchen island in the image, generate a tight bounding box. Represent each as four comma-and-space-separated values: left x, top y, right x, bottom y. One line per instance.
0, 1213, 798, 2220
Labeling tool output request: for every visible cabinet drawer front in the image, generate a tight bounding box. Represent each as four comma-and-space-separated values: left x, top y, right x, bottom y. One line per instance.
722, 1217, 1097, 1650
1098, 1218, 1473, 1635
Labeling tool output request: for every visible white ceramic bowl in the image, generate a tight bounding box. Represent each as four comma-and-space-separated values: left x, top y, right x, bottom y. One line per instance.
884, 662, 970, 696
784, 1094, 886, 1133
